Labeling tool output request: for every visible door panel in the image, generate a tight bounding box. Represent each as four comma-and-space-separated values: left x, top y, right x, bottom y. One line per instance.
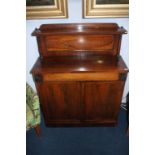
83, 81, 124, 121
38, 82, 81, 121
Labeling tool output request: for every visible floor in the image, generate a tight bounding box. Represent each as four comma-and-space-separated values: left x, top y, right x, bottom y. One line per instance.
26, 108, 129, 155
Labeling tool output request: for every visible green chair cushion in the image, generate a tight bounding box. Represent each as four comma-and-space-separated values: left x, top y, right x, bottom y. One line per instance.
26, 83, 40, 130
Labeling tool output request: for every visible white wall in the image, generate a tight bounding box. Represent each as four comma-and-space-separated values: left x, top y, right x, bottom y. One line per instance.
26, 0, 129, 101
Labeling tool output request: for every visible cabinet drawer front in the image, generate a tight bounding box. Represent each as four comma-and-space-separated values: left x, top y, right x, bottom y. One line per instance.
44, 72, 119, 81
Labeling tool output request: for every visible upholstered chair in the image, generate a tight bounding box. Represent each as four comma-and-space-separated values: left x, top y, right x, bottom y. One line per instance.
26, 83, 41, 136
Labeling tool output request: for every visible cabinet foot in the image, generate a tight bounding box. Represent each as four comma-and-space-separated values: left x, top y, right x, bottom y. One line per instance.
34, 124, 41, 137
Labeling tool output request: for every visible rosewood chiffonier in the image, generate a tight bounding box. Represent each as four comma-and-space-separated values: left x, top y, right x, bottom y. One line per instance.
31, 23, 128, 127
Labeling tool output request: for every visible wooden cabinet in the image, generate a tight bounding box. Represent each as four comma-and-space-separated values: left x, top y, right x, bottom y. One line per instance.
34, 79, 125, 126
31, 23, 128, 127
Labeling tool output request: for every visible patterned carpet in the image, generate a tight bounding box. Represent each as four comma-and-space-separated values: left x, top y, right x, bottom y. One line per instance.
26, 108, 129, 155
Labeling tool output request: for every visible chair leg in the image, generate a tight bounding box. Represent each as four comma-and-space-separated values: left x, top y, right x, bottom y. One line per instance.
34, 124, 41, 137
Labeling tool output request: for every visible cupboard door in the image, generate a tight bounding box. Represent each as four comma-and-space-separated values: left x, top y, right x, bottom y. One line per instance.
38, 82, 81, 122
83, 81, 124, 122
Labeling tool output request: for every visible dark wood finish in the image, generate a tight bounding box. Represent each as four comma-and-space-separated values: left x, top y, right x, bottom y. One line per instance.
34, 124, 41, 136
83, 81, 124, 121
45, 34, 117, 54
31, 23, 128, 127
32, 23, 127, 58
31, 56, 128, 74
38, 82, 81, 121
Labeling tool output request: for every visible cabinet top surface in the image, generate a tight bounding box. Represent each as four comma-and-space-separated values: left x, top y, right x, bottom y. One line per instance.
32, 23, 127, 36
31, 55, 128, 74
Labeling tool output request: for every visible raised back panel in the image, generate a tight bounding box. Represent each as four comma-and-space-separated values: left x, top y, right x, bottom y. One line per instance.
46, 35, 114, 51
32, 23, 127, 58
